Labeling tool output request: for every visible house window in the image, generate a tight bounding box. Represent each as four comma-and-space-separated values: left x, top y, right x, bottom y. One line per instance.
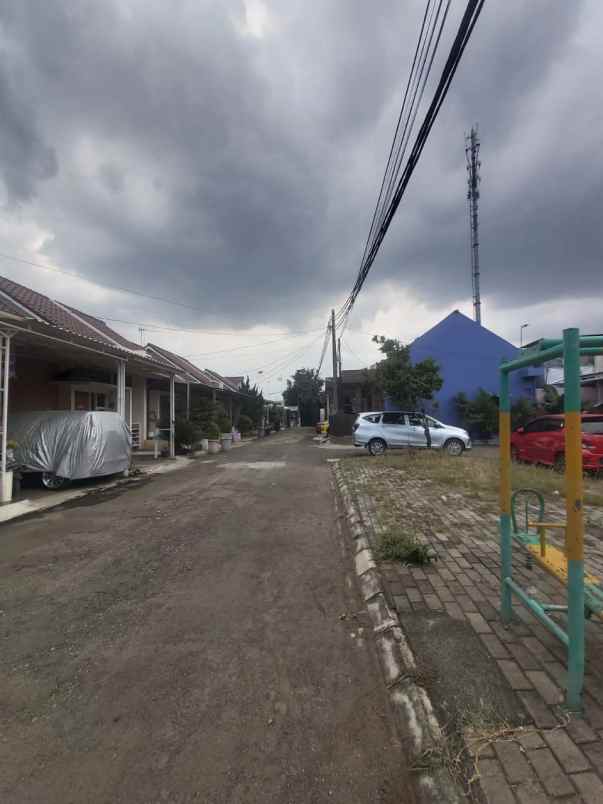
74, 390, 91, 410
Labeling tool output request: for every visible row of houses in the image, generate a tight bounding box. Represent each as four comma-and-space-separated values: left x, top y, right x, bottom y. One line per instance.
0, 274, 246, 478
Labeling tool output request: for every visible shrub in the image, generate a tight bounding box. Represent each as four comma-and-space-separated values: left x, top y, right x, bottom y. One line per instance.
217, 415, 232, 434
238, 414, 254, 434
205, 422, 221, 440
376, 528, 434, 565
174, 418, 201, 450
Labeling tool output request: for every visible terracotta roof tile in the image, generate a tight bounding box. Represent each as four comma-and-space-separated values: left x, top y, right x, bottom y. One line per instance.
146, 343, 218, 387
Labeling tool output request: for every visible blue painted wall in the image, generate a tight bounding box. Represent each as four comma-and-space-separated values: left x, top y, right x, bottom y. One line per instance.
385, 311, 539, 426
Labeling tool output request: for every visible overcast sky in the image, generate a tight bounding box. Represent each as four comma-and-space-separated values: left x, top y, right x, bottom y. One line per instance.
1, 0, 601, 398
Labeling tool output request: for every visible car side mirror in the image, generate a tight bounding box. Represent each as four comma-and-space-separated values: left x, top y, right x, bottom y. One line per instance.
515, 426, 524, 434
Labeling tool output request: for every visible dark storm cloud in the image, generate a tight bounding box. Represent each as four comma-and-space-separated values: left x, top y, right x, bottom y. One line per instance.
0, 0, 599, 330
0, 60, 57, 203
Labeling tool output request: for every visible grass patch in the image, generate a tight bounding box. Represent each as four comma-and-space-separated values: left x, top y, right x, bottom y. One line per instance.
375, 527, 434, 565
375, 450, 603, 507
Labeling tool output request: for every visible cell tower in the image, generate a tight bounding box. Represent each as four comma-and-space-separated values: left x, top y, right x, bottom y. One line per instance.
465, 124, 482, 325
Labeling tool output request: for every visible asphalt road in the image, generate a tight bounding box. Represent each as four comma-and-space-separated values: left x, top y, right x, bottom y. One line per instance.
1, 430, 414, 804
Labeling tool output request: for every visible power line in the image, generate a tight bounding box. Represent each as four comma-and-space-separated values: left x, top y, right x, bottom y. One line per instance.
331, 0, 485, 340
0, 252, 320, 338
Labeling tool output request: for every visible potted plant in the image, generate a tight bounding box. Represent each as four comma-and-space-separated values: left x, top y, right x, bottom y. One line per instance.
218, 415, 233, 451
206, 422, 222, 454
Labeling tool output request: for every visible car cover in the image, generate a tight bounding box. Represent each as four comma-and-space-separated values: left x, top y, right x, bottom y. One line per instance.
8, 411, 131, 479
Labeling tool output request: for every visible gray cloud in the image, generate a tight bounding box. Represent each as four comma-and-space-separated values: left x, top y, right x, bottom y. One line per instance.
0, 0, 600, 335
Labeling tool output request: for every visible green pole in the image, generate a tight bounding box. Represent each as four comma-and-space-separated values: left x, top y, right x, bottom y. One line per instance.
563, 327, 585, 712
499, 368, 513, 622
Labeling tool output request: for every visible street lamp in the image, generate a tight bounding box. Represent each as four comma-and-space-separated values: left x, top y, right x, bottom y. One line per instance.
520, 323, 529, 348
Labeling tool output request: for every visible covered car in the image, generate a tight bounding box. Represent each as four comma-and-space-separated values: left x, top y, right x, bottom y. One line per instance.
9, 411, 131, 489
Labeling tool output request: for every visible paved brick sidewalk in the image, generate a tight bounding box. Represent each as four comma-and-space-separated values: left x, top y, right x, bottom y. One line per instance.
337, 458, 603, 803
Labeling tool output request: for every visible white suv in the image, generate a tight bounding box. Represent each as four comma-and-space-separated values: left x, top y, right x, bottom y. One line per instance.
353, 411, 471, 456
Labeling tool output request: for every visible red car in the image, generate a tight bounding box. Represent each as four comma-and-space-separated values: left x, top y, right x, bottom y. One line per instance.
511, 414, 603, 471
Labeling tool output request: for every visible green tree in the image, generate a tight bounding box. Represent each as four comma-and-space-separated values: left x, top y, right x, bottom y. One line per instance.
542, 384, 563, 413
511, 397, 538, 429
283, 368, 323, 425
239, 376, 264, 425
372, 335, 442, 409
454, 388, 499, 439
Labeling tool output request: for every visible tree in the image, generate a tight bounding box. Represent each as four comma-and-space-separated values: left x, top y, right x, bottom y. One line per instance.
283, 368, 323, 425
542, 384, 563, 413
239, 376, 264, 425
454, 388, 498, 439
511, 397, 538, 429
372, 335, 442, 409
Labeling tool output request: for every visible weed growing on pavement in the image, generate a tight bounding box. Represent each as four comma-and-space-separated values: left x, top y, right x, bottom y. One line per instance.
376, 528, 434, 565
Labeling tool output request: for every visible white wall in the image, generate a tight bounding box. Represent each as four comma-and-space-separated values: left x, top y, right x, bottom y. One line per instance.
131, 374, 146, 440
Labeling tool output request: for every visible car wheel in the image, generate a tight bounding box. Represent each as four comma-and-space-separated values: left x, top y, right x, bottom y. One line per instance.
41, 472, 68, 490
445, 438, 464, 457
554, 453, 566, 473
368, 438, 387, 456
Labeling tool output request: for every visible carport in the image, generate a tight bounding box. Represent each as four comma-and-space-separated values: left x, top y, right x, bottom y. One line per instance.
1, 314, 179, 501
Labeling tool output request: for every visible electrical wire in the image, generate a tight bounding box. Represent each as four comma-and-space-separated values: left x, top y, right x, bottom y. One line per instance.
332, 0, 485, 340
0, 252, 321, 339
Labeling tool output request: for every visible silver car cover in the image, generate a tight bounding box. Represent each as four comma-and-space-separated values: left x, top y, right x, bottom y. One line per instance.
9, 411, 130, 479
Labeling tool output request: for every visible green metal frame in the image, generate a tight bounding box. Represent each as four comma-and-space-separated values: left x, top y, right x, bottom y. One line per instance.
499, 329, 603, 713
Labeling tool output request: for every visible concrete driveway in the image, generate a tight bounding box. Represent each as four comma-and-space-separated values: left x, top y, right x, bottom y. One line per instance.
1, 430, 414, 803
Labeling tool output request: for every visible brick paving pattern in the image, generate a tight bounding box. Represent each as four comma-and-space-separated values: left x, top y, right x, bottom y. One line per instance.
338, 459, 603, 803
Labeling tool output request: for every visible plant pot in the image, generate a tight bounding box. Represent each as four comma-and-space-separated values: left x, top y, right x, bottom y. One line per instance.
221, 433, 233, 451
200, 438, 209, 452
1, 470, 13, 503
207, 439, 221, 454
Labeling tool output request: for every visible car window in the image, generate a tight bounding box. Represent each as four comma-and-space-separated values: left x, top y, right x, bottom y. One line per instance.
408, 413, 425, 426
381, 412, 404, 425
362, 414, 381, 423
426, 416, 442, 428
582, 418, 603, 434
543, 419, 564, 431
524, 419, 548, 433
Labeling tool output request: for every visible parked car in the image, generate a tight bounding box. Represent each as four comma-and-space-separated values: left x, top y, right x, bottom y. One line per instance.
353, 411, 471, 456
8, 411, 131, 490
511, 414, 603, 471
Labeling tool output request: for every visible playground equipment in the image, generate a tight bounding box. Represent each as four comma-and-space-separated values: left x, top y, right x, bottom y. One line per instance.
499, 328, 603, 712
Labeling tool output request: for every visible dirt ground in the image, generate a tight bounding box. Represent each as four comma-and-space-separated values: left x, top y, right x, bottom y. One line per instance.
0, 430, 415, 804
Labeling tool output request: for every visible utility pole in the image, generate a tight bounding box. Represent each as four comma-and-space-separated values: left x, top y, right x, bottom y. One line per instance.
466, 124, 482, 325
331, 309, 338, 414
337, 336, 343, 414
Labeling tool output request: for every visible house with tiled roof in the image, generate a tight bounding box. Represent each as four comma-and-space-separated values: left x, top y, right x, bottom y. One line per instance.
145, 343, 245, 425
0, 275, 244, 477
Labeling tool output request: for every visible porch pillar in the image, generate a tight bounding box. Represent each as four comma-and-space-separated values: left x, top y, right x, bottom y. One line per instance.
1, 331, 11, 481
116, 360, 127, 420
169, 374, 176, 458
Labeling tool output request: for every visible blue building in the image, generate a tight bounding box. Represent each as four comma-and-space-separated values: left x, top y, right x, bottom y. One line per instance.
387, 311, 540, 427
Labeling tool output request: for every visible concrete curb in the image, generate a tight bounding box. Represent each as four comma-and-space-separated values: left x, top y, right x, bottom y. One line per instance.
333, 462, 462, 804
